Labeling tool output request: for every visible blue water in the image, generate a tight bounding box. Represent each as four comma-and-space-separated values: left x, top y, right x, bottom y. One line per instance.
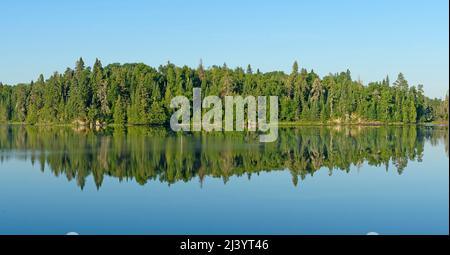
0, 126, 448, 235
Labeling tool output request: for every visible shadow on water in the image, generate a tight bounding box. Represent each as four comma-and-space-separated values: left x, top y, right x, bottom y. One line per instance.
0, 125, 448, 190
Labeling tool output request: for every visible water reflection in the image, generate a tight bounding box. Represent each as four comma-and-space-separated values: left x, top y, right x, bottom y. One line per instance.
0, 125, 448, 189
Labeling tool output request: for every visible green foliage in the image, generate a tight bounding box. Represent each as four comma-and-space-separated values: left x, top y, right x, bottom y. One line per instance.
0, 59, 447, 125
113, 96, 127, 125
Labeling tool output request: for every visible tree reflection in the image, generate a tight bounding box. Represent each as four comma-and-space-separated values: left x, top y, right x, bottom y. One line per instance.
0, 125, 447, 189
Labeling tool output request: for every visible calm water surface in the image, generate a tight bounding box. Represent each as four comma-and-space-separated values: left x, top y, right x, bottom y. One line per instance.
0, 125, 448, 234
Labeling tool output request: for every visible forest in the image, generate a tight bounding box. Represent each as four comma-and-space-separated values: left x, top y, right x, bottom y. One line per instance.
0, 58, 448, 125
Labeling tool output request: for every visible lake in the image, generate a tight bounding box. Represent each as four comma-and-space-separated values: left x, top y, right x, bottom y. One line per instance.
0, 124, 448, 235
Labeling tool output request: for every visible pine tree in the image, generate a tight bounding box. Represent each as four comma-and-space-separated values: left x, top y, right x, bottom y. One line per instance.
379, 88, 392, 122
113, 96, 127, 125
287, 61, 299, 98
26, 77, 45, 124
409, 96, 417, 123
91, 58, 106, 122
0, 84, 12, 122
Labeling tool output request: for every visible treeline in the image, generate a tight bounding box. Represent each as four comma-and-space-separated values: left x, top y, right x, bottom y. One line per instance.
0, 58, 448, 125
0, 125, 447, 189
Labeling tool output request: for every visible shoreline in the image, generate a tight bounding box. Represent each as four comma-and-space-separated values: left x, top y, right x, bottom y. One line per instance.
1, 121, 448, 128
278, 121, 449, 127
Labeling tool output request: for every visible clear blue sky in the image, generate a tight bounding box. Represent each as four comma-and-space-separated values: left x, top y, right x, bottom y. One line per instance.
0, 0, 448, 98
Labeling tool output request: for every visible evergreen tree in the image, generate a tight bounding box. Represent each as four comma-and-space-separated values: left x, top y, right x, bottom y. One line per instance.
113, 96, 127, 125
